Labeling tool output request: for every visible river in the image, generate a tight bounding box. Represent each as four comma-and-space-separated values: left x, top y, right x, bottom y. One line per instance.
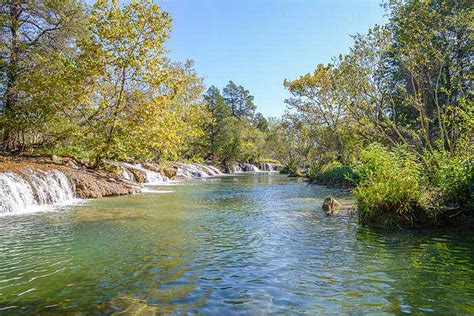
0, 173, 473, 314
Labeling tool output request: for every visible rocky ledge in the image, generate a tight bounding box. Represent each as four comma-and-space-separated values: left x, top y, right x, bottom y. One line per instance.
0, 155, 278, 215
0, 157, 140, 199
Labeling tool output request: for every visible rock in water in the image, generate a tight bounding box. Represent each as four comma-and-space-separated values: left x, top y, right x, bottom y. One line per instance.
162, 167, 177, 179
128, 168, 147, 183
322, 196, 341, 214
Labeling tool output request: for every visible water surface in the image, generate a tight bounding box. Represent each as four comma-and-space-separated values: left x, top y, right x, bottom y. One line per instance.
0, 173, 473, 314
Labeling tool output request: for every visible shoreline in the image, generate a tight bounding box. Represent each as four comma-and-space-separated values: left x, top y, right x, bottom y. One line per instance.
0, 155, 279, 216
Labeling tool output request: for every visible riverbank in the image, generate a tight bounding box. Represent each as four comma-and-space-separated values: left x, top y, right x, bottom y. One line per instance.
0, 155, 279, 215
280, 161, 473, 229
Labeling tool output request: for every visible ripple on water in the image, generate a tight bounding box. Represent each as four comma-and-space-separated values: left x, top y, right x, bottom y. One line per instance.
0, 173, 473, 314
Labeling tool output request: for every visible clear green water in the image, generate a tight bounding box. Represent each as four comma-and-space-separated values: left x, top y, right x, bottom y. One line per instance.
0, 173, 473, 314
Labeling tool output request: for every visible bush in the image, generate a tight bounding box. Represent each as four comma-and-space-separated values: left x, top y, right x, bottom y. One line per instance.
307, 161, 356, 187
352, 144, 435, 227
37, 145, 93, 161
280, 161, 297, 175
428, 146, 474, 209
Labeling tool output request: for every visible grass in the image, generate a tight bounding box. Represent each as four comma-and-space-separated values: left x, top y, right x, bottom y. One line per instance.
352, 143, 473, 228
307, 161, 356, 188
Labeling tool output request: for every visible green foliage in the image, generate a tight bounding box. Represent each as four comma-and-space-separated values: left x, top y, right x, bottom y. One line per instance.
427, 144, 474, 207
256, 158, 280, 164
352, 143, 474, 227
280, 161, 297, 175
0, 0, 213, 165
36, 145, 93, 162
222, 81, 256, 120
279, 0, 473, 227
201, 83, 269, 164
352, 144, 433, 226
307, 161, 356, 187
254, 113, 269, 132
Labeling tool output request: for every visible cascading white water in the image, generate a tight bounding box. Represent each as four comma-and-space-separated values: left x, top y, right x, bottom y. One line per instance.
259, 162, 279, 172
122, 168, 134, 181
196, 163, 223, 176
176, 163, 208, 178
205, 165, 223, 175
0, 170, 76, 215
103, 160, 169, 184
175, 163, 222, 179
243, 163, 259, 172
228, 164, 243, 173
124, 163, 169, 184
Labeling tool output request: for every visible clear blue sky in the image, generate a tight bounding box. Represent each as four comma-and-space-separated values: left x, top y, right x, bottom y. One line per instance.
158, 0, 387, 118
87, 0, 387, 117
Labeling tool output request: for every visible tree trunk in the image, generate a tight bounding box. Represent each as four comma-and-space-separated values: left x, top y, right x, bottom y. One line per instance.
2, 1, 22, 152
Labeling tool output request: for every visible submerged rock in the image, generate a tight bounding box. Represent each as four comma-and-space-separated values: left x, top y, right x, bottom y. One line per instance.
322, 195, 341, 214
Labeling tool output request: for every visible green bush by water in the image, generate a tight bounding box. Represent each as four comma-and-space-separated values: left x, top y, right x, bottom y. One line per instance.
280, 161, 297, 175
352, 144, 473, 228
307, 161, 356, 188
428, 148, 474, 208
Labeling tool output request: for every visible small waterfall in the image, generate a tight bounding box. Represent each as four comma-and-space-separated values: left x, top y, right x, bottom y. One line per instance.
175, 163, 222, 178
196, 164, 222, 176
0, 170, 76, 215
206, 165, 223, 175
243, 163, 259, 172
259, 162, 279, 172
176, 163, 208, 178
228, 164, 243, 173
123, 163, 169, 184
121, 168, 134, 181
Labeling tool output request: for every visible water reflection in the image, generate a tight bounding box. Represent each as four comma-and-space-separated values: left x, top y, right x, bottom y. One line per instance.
0, 173, 472, 314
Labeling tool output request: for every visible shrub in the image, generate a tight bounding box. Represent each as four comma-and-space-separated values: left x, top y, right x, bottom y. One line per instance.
352, 144, 436, 227
280, 161, 297, 175
307, 161, 357, 187
37, 145, 93, 161
428, 146, 474, 209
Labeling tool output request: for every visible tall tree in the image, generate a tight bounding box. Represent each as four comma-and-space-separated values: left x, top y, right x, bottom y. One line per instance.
222, 80, 256, 119
254, 112, 269, 132
78, 0, 173, 162
203, 85, 230, 158
0, 0, 86, 152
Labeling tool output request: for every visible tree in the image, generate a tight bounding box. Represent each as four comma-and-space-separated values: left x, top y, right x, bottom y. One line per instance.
203, 85, 230, 159
254, 112, 269, 132
0, 0, 87, 152
263, 118, 300, 164
284, 64, 348, 162
170, 59, 208, 160
76, 0, 173, 163
223, 80, 256, 119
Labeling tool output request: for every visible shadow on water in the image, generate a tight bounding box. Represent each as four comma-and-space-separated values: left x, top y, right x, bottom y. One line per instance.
0, 173, 472, 314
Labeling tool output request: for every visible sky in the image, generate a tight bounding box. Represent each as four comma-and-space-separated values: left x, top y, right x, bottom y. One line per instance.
158, 0, 388, 118
89, 0, 388, 118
